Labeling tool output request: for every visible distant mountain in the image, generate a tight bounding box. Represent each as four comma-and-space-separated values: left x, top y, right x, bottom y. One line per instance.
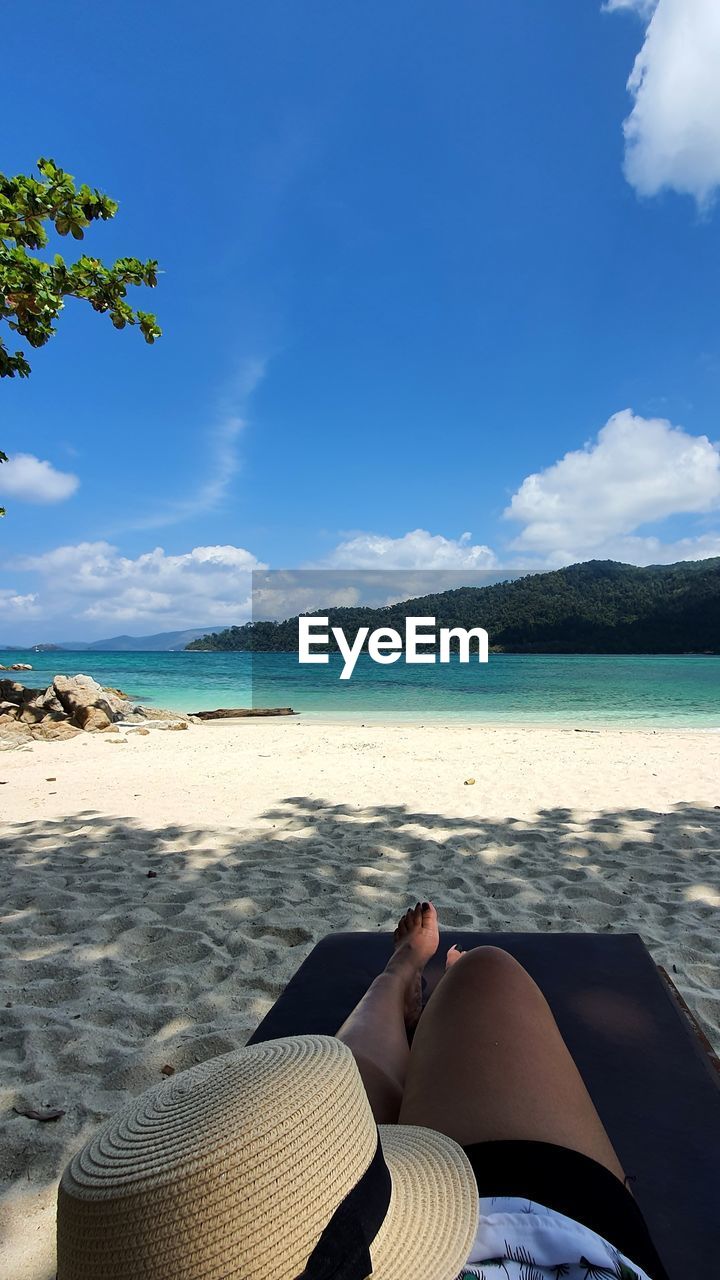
31, 628, 220, 653
186, 559, 720, 654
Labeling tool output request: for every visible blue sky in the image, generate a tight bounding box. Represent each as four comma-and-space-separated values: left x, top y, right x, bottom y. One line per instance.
3, 0, 720, 641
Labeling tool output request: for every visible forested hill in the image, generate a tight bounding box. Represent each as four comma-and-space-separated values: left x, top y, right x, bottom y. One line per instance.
186, 559, 720, 654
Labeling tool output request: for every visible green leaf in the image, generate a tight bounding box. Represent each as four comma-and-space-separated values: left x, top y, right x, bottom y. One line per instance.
1, 157, 161, 382
1, 160, 161, 514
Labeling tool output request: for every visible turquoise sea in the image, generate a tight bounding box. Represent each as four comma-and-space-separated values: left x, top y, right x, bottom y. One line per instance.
2, 650, 719, 726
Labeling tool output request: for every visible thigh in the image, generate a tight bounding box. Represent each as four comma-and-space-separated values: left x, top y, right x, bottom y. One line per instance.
351, 1051, 403, 1125
398, 946, 625, 1182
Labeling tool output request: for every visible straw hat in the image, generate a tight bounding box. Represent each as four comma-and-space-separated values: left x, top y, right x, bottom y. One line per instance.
57, 1034, 478, 1280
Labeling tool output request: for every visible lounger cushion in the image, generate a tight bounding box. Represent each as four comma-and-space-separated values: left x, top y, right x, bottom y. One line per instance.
249, 931, 720, 1280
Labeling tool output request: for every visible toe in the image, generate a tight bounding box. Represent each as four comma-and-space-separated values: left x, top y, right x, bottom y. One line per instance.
395, 908, 413, 936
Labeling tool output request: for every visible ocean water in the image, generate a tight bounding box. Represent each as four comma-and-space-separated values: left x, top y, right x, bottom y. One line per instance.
2, 649, 720, 726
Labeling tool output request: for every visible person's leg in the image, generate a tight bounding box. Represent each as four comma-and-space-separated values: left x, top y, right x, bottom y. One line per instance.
336, 903, 439, 1124
399, 945, 625, 1182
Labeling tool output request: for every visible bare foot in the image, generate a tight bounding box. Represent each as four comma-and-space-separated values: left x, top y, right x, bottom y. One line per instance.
393, 901, 440, 968
390, 902, 439, 1030
445, 943, 464, 971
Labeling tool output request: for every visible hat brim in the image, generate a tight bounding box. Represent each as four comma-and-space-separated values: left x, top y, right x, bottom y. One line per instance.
369, 1125, 479, 1280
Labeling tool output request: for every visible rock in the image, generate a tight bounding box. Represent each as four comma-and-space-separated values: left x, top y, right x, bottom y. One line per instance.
53, 674, 117, 731
105, 738, 128, 745
0, 722, 33, 749
464, 778, 476, 785
100, 688, 135, 717
18, 706, 42, 725
13, 1104, 65, 1122
131, 705, 187, 721
0, 719, 32, 737
159, 721, 189, 731
19, 706, 67, 726
10, 663, 33, 671
128, 727, 151, 736
83, 706, 115, 732
19, 687, 46, 705
0, 680, 25, 705
30, 720, 82, 742
0, 672, 157, 739
26, 686, 65, 714
53, 673, 112, 711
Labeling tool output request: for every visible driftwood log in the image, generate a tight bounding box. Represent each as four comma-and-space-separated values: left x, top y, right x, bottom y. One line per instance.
189, 707, 297, 720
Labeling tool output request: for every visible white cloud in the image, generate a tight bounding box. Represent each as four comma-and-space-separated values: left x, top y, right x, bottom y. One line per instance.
251, 580, 364, 621
1, 453, 79, 503
0, 589, 40, 615
505, 409, 720, 564
7, 434, 720, 641
322, 529, 497, 570
604, 0, 657, 15
579, 530, 720, 565
11, 542, 266, 632
5, 530, 499, 638
126, 415, 245, 532
611, 0, 720, 208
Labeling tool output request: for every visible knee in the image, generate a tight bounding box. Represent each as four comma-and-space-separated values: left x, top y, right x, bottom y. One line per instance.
450, 945, 526, 987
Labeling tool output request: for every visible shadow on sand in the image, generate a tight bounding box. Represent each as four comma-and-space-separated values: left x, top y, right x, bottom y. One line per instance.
1, 797, 719, 1278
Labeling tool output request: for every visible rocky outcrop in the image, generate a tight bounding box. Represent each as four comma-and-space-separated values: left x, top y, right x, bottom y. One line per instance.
53, 674, 116, 731
0, 673, 194, 747
0, 662, 33, 671
0, 679, 32, 705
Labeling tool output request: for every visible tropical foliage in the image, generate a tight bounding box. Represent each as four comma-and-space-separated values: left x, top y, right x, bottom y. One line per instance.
187, 559, 720, 655
1, 158, 160, 514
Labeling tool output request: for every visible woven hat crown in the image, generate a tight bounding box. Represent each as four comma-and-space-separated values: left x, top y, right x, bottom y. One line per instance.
57, 1035, 379, 1280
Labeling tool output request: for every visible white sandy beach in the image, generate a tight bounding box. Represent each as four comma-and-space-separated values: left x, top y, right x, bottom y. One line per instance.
1, 720, 719, 1279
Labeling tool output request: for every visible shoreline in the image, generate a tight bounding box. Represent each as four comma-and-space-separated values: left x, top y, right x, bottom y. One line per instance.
333, 723, 720, 731
197, 714, 720, 732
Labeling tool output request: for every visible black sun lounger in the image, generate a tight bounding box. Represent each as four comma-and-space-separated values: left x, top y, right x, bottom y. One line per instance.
249, 931, 720, 1280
